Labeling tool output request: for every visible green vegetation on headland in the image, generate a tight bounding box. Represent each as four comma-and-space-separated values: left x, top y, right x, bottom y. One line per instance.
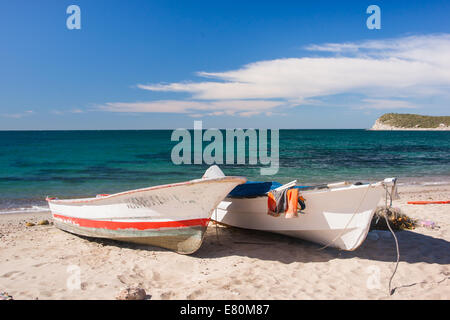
376, 113, 450, 129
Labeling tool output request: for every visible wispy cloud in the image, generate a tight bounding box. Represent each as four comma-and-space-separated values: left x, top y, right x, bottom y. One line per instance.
359, 99, 418, 110
98, 100, 284, 117
102, 34, 450, 116
1, 110, 34, 119
70, 108, 85, 114
51, 109, 86, 115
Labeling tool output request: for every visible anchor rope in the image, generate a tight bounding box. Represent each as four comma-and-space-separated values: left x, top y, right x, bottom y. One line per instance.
214, 208, 220, 242
317, 181, 400, 296
383, 185, 400, 296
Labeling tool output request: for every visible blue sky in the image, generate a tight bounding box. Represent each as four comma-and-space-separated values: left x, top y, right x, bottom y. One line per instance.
0, 0, 449, 130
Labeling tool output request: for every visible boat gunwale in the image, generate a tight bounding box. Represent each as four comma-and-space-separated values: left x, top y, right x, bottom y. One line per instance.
226, 180, 385, 199
46, 176, 246, 205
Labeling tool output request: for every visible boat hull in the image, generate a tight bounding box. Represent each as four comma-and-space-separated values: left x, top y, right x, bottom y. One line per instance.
213, 183, 384, 251
48, 176, 246, 254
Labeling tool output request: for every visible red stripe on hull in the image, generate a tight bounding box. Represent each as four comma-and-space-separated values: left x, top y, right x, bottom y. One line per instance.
52, 214, 210, 231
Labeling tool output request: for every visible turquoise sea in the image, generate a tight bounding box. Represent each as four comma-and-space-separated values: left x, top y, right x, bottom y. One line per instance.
0, 130, 449, 213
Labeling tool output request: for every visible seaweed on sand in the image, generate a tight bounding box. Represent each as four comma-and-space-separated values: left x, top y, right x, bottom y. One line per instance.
370, 206, 417, 231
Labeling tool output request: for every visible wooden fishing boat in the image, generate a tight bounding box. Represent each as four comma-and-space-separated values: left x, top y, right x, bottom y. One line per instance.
46, 166, 246, 254
213, 177, 398, 251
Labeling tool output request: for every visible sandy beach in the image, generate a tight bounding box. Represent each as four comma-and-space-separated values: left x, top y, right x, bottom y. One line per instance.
0, 184, 449, 300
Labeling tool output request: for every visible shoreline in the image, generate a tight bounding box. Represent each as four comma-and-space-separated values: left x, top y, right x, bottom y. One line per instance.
369, 128, 450, 131
1, 184, 449, 300
2, 179, 450, 215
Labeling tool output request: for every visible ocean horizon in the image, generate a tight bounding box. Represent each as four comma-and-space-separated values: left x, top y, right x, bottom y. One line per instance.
1, 129, 449, 213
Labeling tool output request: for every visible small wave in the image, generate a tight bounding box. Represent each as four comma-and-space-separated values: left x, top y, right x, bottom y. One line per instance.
397, 179, 450, 187
420, 181, 450, 186
0, 205, 50, 215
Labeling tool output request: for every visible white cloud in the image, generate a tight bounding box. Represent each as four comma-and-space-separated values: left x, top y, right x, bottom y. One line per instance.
103, 34, 450, 117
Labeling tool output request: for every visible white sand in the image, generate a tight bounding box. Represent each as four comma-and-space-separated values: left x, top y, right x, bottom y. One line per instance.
0, 184, 449, 300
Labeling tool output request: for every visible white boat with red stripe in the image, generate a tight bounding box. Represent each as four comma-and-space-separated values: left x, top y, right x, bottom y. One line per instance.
46, 166, 246, 254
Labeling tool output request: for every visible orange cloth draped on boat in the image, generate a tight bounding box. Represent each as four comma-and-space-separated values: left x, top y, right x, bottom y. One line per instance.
267, 188, 299, 218
285, 188, 299, 218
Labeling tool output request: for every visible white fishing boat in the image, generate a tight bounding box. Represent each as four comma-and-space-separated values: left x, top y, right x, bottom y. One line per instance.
213, 176, 398, 251
46, 166, 246, 254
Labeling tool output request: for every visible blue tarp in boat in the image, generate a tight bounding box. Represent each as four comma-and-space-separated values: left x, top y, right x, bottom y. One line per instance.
228, 181, 282, 197
228, 181, 314, 198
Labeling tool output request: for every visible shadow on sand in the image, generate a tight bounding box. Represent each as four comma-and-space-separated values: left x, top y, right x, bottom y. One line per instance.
67, 225, 449, 266
194, 226, 450, 266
